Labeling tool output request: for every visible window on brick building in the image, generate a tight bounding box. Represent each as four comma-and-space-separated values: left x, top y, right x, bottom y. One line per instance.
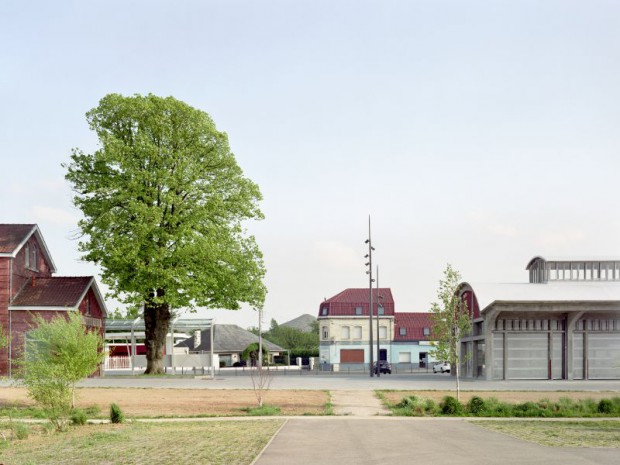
31, 247, 37, 271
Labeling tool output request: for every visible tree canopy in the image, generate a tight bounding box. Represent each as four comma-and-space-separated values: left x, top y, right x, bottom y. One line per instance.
250, 318, 319, 353
65, 93, 266, 373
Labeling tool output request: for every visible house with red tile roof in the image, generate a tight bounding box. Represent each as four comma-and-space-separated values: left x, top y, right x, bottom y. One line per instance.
0, 224, 107, 376
318, 288, 436, 370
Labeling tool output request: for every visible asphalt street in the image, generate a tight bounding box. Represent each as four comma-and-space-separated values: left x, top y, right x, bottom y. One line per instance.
69, 371, 620, 392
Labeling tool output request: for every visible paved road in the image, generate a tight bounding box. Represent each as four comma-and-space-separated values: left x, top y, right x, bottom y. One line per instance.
66, 372, 620, 391
254, 417, 619, 465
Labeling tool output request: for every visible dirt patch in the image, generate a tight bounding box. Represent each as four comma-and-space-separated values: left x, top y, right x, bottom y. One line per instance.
0, 387, 329, 417
381, 390, 620, 405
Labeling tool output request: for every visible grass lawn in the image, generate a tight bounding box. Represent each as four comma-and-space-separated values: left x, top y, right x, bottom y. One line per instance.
0, 420, 284, 465
472, 420, 620, 448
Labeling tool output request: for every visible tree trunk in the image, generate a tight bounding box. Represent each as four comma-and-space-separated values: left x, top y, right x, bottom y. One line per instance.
455, 357, 461, 402
144, 294, 171, 375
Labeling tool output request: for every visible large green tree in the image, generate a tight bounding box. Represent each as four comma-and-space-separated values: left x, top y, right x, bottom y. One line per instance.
65, 93, 266, 374
429, 264, 471, 401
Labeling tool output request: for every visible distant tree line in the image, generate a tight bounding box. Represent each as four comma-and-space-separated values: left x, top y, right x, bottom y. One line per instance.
250, 319, 319, 361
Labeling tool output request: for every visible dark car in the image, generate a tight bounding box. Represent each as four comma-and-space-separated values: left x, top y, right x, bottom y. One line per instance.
373, 360, 392, 374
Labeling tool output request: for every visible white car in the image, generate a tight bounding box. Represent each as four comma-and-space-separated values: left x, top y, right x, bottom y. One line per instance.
433, 362, 451, 373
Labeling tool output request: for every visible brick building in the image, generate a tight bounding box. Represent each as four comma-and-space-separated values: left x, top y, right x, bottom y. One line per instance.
0, 224, 107, 376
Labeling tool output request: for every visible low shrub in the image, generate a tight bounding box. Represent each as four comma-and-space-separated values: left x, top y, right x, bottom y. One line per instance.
598, 399, 614, 414
424, 399, 438, 415
395, 396, 418, 409
392, 396, 434, 416
71, 409, 88, 425
388, 394, 620, 418
110, 403, 125, 424
467, 396, 486, 415
514, 401, 548, 417
440, 396, 463, 415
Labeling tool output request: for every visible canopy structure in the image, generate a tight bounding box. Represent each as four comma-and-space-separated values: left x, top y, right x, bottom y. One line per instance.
105, 317, 215, 377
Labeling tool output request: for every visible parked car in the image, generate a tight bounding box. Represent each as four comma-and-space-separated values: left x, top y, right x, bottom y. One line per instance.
373, 360, 392, 374
433, 362, 451, 373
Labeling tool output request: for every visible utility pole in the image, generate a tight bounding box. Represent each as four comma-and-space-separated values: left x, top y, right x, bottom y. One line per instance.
258, 307, 263, 370
376, 265, 381, 377
365, 216, 375, 378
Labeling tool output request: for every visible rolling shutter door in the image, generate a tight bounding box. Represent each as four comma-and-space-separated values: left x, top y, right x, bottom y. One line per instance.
340, 349, 364, 363
587, 334, 620, 379
506, 333, 547, 379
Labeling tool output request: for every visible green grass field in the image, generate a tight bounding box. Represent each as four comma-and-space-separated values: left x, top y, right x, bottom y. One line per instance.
473, 420, 620, 448
0, 420, 284, 465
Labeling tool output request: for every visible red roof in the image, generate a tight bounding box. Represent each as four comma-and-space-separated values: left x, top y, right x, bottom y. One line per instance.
11, 277, 93, 308
0, 224, 36, 254
320, 288, 396, 316
394, 312, 433, 341
325, 288, 394, 304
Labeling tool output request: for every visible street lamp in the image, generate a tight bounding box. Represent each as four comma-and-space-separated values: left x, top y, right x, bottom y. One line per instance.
365, 216, 375, 378
376, 268, 383, 377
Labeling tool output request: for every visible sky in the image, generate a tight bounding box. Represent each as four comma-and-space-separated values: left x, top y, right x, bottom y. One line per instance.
2, 1, 620, 329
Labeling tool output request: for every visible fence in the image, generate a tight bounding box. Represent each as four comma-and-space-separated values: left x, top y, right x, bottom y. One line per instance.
208, 362, 435, 376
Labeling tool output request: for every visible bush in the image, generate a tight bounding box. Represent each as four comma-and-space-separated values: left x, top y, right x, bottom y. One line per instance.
514, 401, 547, 417
467, 396, 486, 415
598, 399, 614, 414
71, 409, 88, 425
20, 312, 105, 431
424, 399, 439, 415
395, 396, 418, 409
440, 396, 463, 415
110, 403, 125, 424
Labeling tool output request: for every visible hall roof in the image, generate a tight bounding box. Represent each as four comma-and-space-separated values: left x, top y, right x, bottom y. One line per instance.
463, 281, 620, 313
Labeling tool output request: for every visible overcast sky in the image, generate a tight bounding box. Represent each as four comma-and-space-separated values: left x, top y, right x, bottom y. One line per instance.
2, 1, 619, 328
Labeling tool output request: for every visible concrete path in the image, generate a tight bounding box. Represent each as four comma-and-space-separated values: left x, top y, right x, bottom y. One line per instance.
253, 417, 618, 465
331, 390, 389, 416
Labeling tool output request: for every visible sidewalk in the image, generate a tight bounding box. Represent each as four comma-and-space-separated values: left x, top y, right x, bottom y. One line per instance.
330, 390, 389, 416
253, 417, 619, 465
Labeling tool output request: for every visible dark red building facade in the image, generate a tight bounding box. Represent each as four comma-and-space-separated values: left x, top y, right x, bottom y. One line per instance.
0, 224, 107, 376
